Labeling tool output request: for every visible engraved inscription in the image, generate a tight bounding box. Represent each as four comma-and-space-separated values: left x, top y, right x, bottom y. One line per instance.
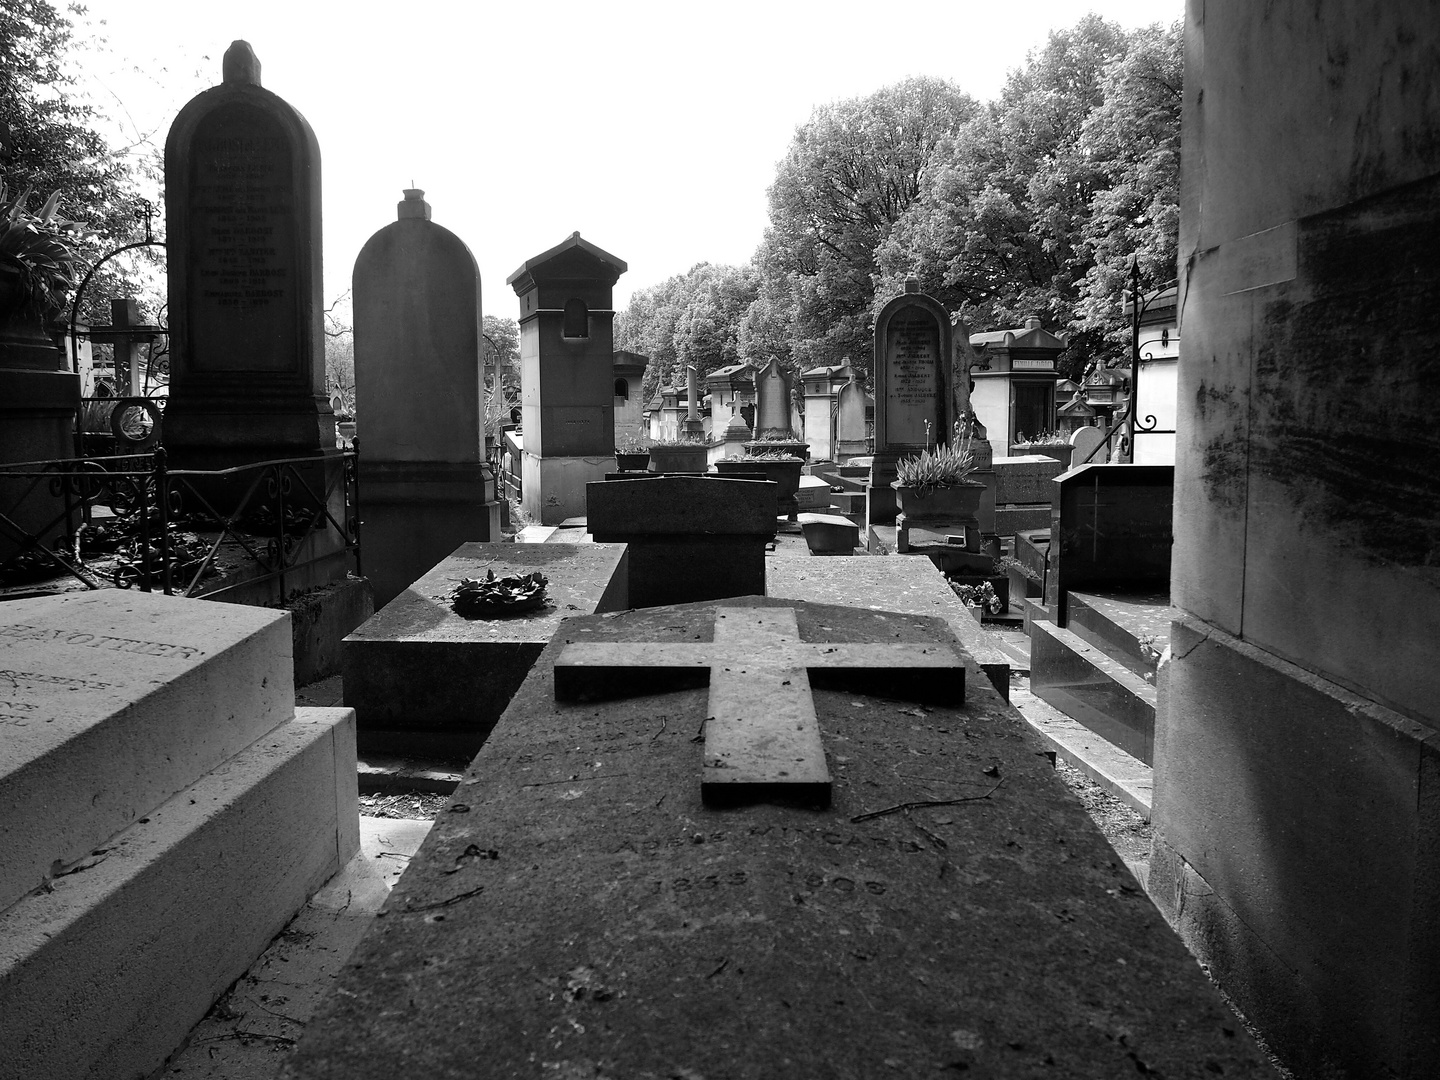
885, 309, 942, 447
0, 669, 115, 691
0, 624, 203, 660
188, 103, 298, 372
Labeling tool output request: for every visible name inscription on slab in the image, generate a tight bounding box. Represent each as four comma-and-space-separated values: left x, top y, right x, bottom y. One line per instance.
885, 308, 942, 446
0, 623, 205, 660
188, 102, 298, 372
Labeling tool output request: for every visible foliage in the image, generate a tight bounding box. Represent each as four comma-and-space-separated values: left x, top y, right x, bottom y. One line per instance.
615, 433, 647, 454
0, 181, 89, 313
1, 0, 164, 321
894, 424, 977, 493
615, 262, 758, 402
878, 16, 1181, 376
758, 77, 978, 377
483, 314, 520, 388
1013, 429, 1070, 447
450, 569, 549, 619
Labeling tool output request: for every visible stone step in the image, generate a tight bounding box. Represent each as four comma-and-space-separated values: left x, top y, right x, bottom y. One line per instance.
0, 590, 294, 913
1010, 687, 1153, 818
1066, 589, 1175, 679
0, 706, 358, 1080
1029, 618, 1158, 764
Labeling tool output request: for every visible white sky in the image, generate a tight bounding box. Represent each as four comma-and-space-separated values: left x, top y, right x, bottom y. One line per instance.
71, 0, 1180, 316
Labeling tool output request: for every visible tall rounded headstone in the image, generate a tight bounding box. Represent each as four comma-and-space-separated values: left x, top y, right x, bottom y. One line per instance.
162, 41, 334, 467
867, 277, 954, 525
352, 189, 499, 606
754, 358, 793, 438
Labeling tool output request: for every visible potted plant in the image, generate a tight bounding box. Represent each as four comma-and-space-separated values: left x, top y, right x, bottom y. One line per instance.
716, 449, 804, 521
614, 433, 650, 472
890, 424, 983, 521
647, 436, 708, 473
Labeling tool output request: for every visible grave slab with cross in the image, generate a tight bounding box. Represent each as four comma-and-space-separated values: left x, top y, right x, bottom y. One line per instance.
554, 601, 966, 807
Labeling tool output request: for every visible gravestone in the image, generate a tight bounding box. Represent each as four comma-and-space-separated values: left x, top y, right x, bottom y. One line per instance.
162, 41, 336, 468
0, 590, 293, 912
352, 188, 500, 607
507, 233, 626, 525
682, 363, 704, 439
833, 374, 870, 460
0, 589, 357, 1079
555, 604, 966, 806
342, 542, 627, 762
1070, 424, 1106, 466
868, 276, 954, 525
586, 474, 774, 607
286, 595, 1272, 1079
753, 356, 793, 437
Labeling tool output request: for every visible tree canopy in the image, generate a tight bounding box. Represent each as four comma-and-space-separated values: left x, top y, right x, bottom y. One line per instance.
618, 16, 1182, 384
1, 0, 161, 322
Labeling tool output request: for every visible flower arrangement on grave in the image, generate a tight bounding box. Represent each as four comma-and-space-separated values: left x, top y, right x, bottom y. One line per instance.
951, 579, 1004, 615
0, 184, 89, 318
450, 568, 550, 618
1014, 429, 1070, 448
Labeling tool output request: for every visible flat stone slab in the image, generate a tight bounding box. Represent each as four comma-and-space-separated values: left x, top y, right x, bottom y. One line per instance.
0, 590, 292, 912
287, 596, 1272, 1079
767, 557, 1012, 699
554, 605, 966, 807
342, 543, 627, 746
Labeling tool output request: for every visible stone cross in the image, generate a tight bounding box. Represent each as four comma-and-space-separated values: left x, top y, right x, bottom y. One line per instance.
553, 606, 965, 807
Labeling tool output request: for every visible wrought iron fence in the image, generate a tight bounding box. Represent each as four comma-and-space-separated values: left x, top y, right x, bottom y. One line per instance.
0, 447, 360, 599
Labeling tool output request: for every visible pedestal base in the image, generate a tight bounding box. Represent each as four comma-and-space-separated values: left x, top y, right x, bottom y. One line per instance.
522, 453, 614, 525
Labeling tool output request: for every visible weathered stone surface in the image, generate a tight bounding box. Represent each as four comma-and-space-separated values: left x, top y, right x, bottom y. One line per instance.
341, 543, 627, 749
992, 453, 1063, 505
162, 41, 334, 465
554, 604, 966, 808
286, 597, 1271, 1079
1, 706, 357, 1080
0, 590, 293, 912
797, 512, 860, 554
587, 475, 774, 607
767, 556, 1011, 699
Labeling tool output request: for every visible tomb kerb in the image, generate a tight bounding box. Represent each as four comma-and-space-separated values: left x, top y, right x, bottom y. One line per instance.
868, 277, 954, 525
162, 41, 335, 469
507, 232, 625, 525
352, 189, 499, 607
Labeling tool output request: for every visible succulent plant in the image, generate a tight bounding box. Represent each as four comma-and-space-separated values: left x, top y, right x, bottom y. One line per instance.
0, 184, 89, 316
894, 424, 977, 494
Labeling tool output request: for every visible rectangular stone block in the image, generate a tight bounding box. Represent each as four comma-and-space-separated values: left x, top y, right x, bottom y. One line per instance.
992, 453, 1063, 504
0, 707, 357, 1080
586, 474, 777, 536
1029, 620, 1157, 764
0, 590, 293, 913
342, 543, 628, 746
1150, 615, 1440, 1079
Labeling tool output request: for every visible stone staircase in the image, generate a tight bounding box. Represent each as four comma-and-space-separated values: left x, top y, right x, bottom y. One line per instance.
0, 590, 358, 1080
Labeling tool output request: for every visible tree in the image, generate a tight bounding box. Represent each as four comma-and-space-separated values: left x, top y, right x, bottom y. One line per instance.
1, 0, 161, 322
759, 76, 978, 376
877, 15, 1178, 375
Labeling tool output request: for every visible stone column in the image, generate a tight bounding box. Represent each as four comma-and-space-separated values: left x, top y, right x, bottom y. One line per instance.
1147, 4, 1440, 1077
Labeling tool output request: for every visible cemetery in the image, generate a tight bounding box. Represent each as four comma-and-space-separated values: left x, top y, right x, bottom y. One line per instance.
1, 5, 1437, 1078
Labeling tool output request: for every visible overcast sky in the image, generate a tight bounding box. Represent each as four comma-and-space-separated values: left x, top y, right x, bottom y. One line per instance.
72, 0, 1180, 317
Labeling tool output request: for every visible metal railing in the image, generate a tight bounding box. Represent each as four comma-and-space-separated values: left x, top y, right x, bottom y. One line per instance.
0, 447, 360, 599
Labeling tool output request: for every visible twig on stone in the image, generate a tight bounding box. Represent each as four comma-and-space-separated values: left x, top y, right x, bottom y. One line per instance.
521, 773, 630, 788
652, 715, 668, 741
404, 885, 485, 912
849, 778, 1004, 823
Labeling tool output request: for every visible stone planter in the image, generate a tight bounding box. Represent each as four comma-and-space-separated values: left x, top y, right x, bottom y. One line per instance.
891, 479, 985, 522
647, 444, 708, 473
716, 456, 804, 520
743, 439, 809, 462
614, 451, 651, 472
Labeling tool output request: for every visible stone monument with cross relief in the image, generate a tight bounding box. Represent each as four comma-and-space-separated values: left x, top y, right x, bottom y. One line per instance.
288, 593, 1273, 1078
867, 276, 954, 526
